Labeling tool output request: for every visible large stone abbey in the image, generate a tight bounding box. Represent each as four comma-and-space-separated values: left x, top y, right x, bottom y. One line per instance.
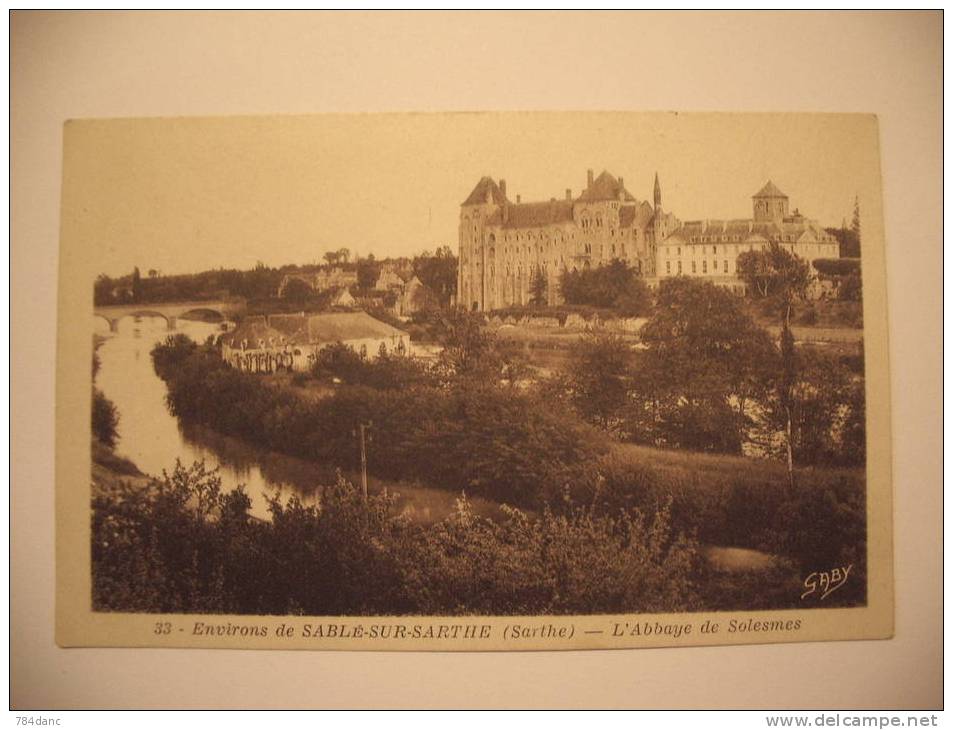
458, 170, 840, 311
458, 169, 678, 311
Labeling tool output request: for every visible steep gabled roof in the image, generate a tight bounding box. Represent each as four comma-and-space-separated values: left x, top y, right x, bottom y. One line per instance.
753, 180, 788, 199
462, 176, 509, 206
576, 170, 638, 203
221, 316, 288, 348
486, 200, 574, 228
619, 200, 655, 229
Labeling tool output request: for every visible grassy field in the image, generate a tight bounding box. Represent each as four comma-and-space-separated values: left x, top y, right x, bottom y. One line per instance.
608, 440, 864, 492
594, 440, 867, 608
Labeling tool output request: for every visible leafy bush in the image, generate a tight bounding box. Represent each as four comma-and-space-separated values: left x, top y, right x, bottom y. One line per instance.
151, 337, 605, 508
310, 342, 435, 390
92, 389, 120, 448
570, 446, 867, 605
92, 462, 700, 615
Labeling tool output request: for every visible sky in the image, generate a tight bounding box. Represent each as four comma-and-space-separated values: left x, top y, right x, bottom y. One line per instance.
61, 112, 883, 279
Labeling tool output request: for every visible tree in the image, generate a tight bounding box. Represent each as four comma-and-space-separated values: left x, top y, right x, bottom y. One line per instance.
813, 258, 862, 302
94, 274, 115, 306
825, 226, 860, 259
434, 309, 496, 380
851, 195, 861, 242
92, 389, 119, 447
839, 270, 862, 302
281, 277, 315, 302
632, 277, 775, 453
413, 246, 458, 305
356, 257, 381, 290
131, 266, 142, 303
323, 251, 340, 266
433, 308, 524, 385
566, 334, 631, 430
559, 260, 652, 315
757, 348, 862, 467
613, 275, 652, 317
529, 267, 547, 306
737, 243, 813, 484
337, 248, 351, 265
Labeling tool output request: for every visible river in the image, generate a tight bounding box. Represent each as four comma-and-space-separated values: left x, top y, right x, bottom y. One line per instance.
93, 315, 503, 523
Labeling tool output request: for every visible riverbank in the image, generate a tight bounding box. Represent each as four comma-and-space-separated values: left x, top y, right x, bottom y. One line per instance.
91, 439, 152, 498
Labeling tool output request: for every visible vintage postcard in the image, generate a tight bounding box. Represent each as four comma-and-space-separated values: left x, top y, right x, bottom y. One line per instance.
56, 111, 893, 651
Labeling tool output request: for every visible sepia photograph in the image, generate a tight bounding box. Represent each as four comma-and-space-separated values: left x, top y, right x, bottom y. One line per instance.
13, 8, 940, 711
55, 111, 892, 651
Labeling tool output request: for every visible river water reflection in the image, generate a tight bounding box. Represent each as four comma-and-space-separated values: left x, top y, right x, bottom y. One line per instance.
93, 315, 502, 523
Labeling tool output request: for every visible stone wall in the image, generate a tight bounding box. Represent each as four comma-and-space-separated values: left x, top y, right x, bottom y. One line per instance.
487, 313, 648, 336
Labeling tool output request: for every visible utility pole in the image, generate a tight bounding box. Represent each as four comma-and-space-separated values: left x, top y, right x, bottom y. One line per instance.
358, 421, 371, 500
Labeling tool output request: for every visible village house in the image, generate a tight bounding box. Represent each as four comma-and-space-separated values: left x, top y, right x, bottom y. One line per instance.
220, 311, 411, 373
395, 275, 440, 317
330, 287, 357, 307
373, 263, 410, 291
367, 263, 441, 319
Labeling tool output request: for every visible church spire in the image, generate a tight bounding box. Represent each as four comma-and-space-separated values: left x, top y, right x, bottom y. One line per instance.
653, 172, 662, 210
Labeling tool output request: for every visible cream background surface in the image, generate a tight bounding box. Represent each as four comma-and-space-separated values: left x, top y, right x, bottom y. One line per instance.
11, 11, 941, 708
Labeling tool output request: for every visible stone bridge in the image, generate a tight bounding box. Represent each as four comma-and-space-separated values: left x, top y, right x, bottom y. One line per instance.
93, 299, 246, 332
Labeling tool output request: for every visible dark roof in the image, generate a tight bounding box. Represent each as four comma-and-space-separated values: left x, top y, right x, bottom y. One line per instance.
221, 316, 288, 347
667, 216, 834, 244
486, 200, 574, 229
462, 177, 509, 206
753, 180, 788, 198
223, 312, 407, 348
576, 170, 637, 203
619, 201, 655, 229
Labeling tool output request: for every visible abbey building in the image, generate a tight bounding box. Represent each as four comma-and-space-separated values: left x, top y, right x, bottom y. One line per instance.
658, 181, 839, 294
458, 169, 678, 311
459, 171, 840, 311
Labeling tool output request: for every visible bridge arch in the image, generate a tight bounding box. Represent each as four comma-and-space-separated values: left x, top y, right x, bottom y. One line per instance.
179, 307, 226, 323
93, 313, 115, 332
112, 310, 172, 330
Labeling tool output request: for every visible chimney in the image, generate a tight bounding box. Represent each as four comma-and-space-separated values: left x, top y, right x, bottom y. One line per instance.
503, 201, 509, 223
587, 169, 594, 187
500, 179, 507, 200
618, 177, 625, 202
516, 194, 521, 204
566, 188, 572, 201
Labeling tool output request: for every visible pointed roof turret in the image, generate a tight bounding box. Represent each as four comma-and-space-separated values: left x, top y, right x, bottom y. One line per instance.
654, 172, 661, 208
462, 176, 509, 206
753, 180, 788, 199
